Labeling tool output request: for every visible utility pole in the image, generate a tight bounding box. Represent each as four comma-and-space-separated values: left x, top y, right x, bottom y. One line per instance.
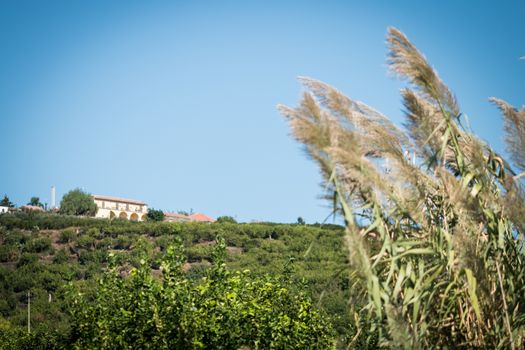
27, 290, 30, 334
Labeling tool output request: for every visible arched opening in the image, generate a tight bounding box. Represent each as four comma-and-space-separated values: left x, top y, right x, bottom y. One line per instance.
119, 212, 128, 220
130, 213, 139, 222
109, 211, 116, 219
141, 214, 147, 221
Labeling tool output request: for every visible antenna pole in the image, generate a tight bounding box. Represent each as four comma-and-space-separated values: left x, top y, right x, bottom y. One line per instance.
27, 290, 31, 334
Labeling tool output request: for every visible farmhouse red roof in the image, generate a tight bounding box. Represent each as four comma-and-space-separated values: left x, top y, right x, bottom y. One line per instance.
188, 213, 215, 222
163, 212, 215, 222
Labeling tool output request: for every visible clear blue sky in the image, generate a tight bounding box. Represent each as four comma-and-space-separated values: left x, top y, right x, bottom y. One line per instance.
1, 0, 523, 223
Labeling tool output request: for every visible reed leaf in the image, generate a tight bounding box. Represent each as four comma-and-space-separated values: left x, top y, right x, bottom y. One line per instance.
280, 26, 525, 349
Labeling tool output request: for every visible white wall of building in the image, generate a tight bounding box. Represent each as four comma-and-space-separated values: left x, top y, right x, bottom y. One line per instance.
93, 199, 148, 221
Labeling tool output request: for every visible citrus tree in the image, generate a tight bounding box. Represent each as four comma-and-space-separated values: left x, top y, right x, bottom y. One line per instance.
66, 237, 334, 349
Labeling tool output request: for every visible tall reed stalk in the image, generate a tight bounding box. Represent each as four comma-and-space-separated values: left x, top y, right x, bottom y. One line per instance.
279, 28, 525, 349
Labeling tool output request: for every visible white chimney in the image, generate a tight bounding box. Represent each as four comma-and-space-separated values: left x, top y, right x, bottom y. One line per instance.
51, 186, 56, 209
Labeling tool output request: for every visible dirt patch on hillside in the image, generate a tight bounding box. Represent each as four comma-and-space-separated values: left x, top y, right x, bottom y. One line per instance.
226, 246, 243, 254
194, 240, 215, 247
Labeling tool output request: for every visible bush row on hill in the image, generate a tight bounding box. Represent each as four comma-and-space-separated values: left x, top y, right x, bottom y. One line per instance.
0, 212, 353, 349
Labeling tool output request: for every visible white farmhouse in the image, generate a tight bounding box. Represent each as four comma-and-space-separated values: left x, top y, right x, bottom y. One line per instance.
0, 206, 8, 214
92, 195, 148, 221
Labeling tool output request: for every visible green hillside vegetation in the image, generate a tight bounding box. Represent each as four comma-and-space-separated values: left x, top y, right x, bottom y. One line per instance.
0, 212, 348, 349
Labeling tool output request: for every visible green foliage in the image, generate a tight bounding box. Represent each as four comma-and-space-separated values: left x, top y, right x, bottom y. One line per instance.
24, 237, 52, 253
53, 249, 69, 264
58, 228, 76, 244
84, 227, 101, 239
75, 235, 95, 251
112, 235, 132, 250
0, 213, 348, 348
59, 189, 97, 217
281, 27, 525, 348
216, 216, 237, 224
0, 246, 19, 263
27, 197, 43, 208
0, 318, 63, 350
146, 208, 165, 222
66, 238, 335, 349
0, 195, 14, 208
16, 253, 38, 267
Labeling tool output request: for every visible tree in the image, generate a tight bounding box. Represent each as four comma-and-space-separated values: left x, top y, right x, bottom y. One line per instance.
296, 217, 305, 225
280, 28, 525, 348
0, 195, 14, 208
146, 208, 165, 222
59, 189, 97, 216
216, 215, 237, 224
28, 197, 43, 208
66, 237, 334, 349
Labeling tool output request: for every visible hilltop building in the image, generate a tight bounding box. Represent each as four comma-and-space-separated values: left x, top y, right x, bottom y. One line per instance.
93, 195, 148, 221
0, 206, 9, 214
164, 212, 215, 223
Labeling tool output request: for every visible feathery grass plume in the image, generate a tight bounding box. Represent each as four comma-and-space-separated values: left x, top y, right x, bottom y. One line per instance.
489, 97, 525, 241
490, 98, 525, 174
280, 27, 525, 349
387, 27, 459, 118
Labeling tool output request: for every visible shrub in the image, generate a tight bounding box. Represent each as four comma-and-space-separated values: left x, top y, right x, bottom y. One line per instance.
76, 235, 95, 250
155, 235, 174, 251
24, 237, 52, 253
11, 266, 36, 290
59, 228, 76, 244
0, 246, 19, 263
3, 230, 29, 246
53, 249, 69, 264
216, 216, 237, 224
85, 227, 101, 239
223, 232, 247, 248
112, 236, 132, 250
78, 251, 106, 265
186, 262, 210, 280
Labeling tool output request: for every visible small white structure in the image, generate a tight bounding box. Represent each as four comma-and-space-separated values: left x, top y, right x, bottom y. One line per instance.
51, 186, 56, 209
92, 195, 148, 221
0, 206, 8, 214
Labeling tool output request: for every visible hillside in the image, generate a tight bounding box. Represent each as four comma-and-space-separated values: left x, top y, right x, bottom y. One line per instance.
0, 212, 351, 348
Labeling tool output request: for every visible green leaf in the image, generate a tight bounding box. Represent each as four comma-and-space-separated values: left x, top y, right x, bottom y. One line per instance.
465, 268, 482, 322
498, 219, 506, 249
